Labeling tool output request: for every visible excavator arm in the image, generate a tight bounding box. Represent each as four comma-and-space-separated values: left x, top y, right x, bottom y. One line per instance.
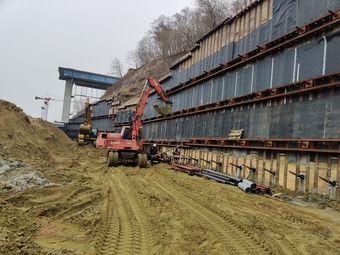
85, 98, 91, 125
131, 76, 172, 140
147, 76, 172, 105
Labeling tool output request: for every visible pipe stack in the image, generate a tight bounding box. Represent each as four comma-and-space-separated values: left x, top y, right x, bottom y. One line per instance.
237, 179, 272, 195
170, 164, 272, 195
238, 179, 257, 193
196, 169, 242, 186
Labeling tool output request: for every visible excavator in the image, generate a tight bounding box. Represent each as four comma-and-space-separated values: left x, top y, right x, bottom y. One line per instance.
96, 76, 172, 168
77, 98, 98, 146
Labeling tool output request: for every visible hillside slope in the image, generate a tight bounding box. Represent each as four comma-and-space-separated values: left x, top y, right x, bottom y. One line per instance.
102, 55, 179, 102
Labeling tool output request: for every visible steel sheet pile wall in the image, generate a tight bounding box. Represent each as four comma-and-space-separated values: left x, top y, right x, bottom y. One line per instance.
91, 101, 111, 118
91, 118, 116, 132
115, 110, 134, 123
91, 101, 116, 131
65, 115, 85, 140
142, 0, 340, 141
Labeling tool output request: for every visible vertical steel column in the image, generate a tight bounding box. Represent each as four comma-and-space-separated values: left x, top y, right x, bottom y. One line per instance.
61, 79, 73, 123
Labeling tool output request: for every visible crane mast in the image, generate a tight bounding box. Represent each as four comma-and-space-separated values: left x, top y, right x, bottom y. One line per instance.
35, 96, 55, 121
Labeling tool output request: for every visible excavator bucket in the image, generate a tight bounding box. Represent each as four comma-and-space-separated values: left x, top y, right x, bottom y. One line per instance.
153, 103, 172, 116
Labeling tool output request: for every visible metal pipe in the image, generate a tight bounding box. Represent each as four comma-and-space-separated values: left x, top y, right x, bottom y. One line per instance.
323, 36, 327, 75
199, 173, 231, 184
204, 169, 242, 183
197, 170, 241, 185
242, 164, 256, 173
241, 179, 257, 189
264, 168, 276, 176
289, 170, 305, 180
238, 182, 253, 193
319, 176, 337, 187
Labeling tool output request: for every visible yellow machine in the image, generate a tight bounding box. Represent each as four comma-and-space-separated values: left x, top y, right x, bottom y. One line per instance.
77, 98, 98, 146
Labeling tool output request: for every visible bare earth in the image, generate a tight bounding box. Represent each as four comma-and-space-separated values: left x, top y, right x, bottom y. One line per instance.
1, 99, 340, 255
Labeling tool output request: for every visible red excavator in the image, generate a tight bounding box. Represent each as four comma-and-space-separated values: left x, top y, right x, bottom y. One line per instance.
96, 76, 172, 168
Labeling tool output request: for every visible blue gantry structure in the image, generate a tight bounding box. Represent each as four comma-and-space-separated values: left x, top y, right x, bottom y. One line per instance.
58, 67, 119, 122
58, 67, 119, 90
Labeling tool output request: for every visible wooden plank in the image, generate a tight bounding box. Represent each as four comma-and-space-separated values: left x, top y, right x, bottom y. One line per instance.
222, 25, 227, 48
337, 156, 340, 201
278, 154, 285, 187
236, 156, 240, 177
261, 0, 268, 24
228, 129, 244, 139
283, 153, 288, 188
262, 150, 266, 184
305, 154, 310, 193
225, 151, 230, 174
269, 0, 273, 20
255, 152, 259, 180
295, 152, 300, 191
313, 153, 319, 193
268, 151, 274, 185
275, 151, 280, 186
249, 7, 256, 32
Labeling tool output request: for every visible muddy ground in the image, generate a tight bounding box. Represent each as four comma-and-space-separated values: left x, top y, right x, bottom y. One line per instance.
1, 99, 340, 255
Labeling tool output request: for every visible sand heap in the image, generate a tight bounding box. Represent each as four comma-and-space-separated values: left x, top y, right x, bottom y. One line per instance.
0, 99, 78, 193
0, 99, 103, 254
0, 99, 74, 164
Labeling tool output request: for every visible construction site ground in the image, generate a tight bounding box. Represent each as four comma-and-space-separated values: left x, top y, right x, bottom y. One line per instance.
1, 99, 340, 255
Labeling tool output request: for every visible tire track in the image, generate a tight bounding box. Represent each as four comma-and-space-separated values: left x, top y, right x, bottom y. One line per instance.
95, 171, 143, 255
96, 190, 117, 254
118, 174, 160, 254
150, 174, 263, 255
150, 172, 304, 255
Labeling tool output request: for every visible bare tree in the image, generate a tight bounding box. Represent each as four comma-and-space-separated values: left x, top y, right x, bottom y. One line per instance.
151, 15, 177, 57
135, 35, 161, 66
123, 0, 248, 69
172, 8, 207, 53
109, 57, 125, 78
230, 0, 248, 14
126, 50, 142, 69
194, 0, 230, 29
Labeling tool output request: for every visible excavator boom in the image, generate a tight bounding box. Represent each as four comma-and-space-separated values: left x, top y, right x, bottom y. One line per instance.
131, 76, 172, 140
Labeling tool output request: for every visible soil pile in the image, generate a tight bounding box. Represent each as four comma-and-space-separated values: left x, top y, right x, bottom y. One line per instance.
0, 100, 104, 254
0, 99, 74, 166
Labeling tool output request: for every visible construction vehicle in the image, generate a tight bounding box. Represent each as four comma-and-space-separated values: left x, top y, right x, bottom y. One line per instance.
77, 98, 98, 146
96, 76, 172, 168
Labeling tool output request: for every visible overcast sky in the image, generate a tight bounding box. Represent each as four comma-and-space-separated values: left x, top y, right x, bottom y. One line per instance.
0, 0, 194, 122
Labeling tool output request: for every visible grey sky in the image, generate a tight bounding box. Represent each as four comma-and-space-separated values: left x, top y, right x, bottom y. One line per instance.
0, 0, 194, 122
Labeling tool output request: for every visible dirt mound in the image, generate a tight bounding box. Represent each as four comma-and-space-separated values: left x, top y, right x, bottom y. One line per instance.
0, 99, 75, 166
0, 99, 105, 254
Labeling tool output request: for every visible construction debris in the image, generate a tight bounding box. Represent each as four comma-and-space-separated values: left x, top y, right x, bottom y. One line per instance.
0, 159, 53, 193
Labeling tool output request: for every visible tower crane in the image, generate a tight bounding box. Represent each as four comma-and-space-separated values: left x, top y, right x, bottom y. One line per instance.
35, 96, 63, 121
